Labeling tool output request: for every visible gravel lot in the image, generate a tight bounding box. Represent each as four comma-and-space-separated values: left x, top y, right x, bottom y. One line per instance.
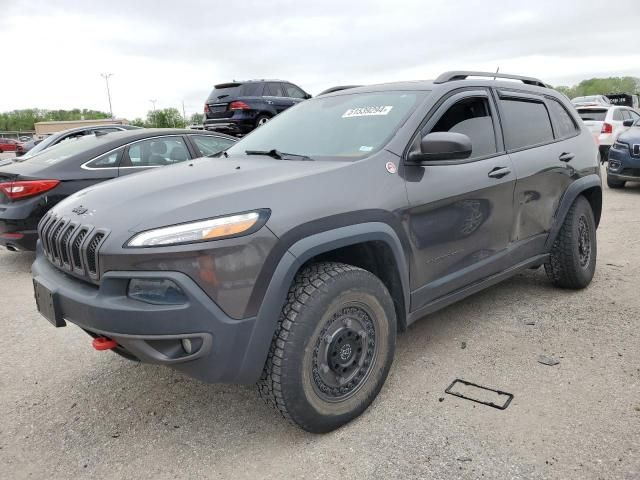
1, 172, 639, 479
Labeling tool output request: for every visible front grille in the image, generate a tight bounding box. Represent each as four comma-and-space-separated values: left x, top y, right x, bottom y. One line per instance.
38, 212, 109, 282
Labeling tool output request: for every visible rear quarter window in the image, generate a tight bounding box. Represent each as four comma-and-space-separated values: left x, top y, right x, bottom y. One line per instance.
547, 99, 579, 138
499, 98, 554, 150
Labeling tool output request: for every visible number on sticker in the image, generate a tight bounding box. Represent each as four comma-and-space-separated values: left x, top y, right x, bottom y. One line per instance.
342, 106, 393, 118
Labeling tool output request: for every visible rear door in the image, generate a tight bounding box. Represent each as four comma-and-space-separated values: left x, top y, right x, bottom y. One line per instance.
496, 91, 574, 245
282, 83, 308, 107
118, 136, 191, 176
404, 89, 516, 309
263, 82, 292, 114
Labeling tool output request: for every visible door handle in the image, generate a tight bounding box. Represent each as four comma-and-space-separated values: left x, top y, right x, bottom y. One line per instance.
488, 166, 511, 179
559, 152, 575, 162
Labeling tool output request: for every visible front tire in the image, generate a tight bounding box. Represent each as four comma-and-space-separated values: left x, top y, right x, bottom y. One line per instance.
544, 196, 597, 289
258, 262, 396, 433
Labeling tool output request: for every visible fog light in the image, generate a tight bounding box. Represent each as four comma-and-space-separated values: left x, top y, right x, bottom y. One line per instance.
128, 278, 188, 305
181, 338, 193, 354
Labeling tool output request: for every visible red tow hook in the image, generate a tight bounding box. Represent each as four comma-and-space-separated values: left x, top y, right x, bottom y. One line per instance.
92, 337, 118, 351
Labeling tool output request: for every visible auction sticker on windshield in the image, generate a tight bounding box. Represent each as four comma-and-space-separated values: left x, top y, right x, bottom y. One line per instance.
342, 106, 393, 118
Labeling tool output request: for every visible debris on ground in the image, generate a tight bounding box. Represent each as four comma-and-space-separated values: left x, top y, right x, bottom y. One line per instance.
538, 355, 560, 366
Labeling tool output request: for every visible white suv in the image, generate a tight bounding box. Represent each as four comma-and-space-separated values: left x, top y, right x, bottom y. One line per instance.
576, 105, 640, 161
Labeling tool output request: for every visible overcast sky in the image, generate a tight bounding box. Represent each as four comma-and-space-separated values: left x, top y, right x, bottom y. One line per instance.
2, 0, 640, 120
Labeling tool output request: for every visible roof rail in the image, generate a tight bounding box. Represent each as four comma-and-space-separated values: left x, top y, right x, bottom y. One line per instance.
434, 71, 549, 88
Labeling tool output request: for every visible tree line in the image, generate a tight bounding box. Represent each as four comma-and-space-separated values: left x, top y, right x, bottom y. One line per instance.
3, 76, 639, 132
0, 108, 111, 132
555, 76, 640, 99
0, 107, 203, 132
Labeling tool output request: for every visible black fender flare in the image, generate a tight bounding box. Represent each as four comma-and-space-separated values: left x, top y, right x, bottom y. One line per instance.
545, 174, 602, 250
235, 222, 410, 383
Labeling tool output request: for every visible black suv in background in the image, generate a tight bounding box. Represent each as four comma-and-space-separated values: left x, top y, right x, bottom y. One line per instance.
33, 71, 601, 433
203, 79, 311, 135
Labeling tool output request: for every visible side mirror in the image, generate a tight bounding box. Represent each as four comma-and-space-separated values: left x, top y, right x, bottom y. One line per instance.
408, 132, 472, 163
623, 119, 635, 127
304, 93, 312, 99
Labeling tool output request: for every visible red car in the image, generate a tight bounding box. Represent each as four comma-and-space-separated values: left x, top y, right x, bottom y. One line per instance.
0, 138, 25, 155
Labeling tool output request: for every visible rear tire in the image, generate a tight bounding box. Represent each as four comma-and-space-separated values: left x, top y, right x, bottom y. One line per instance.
255, 114, 270, 128
606, 176, 625, 189
257, 262, 396, 433
544, 196, 596, 289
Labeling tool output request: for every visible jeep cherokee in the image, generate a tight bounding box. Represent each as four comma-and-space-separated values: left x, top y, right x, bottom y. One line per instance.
32, 71, 602, 433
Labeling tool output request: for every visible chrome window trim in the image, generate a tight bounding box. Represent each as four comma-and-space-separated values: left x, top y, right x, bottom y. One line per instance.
81, 133, 230, 170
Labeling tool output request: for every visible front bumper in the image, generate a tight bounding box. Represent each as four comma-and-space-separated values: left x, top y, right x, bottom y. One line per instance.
32, 252, 262, 384
607, 144, 640, 181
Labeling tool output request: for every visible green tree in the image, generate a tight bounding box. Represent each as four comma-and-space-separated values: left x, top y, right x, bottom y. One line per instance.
130, 118, 146, 127
555, 76, 640, 99
189, 112, 204, 125
145, 108, 185, 128
0, 108, 111, 131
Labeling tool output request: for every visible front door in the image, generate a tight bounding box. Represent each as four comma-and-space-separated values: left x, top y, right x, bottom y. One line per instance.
403, 89, 516, 311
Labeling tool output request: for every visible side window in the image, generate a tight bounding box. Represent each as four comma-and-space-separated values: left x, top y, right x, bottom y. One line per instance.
612, 109, 624, 121
96, 127, 121, 133
499, 98, 554, 150
284, 84, 306, 99
123, 137, 190, 167
263, 83, 282, 97
629, 110, 640, 120
85, 148, 123, 168
547, 99, 579, 138
241, 83, 263, 96
621, 110, 631, 121
190, 135, 235, 156
425, 96, 497, 159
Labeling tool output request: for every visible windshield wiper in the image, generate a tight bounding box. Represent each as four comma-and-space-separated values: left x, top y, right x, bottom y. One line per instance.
245, 149, 313, 161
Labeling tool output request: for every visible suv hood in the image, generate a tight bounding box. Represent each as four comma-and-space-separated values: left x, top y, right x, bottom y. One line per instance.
617, 128, 640, 144
52, 156, 346, 233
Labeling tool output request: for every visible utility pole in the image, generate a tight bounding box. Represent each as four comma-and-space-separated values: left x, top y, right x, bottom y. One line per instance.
182, 100, 187, 127
101, 73, 114, 118
149, 99, 157, 127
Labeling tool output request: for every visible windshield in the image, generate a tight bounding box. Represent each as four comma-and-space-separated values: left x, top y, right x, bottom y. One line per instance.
577, 108, 607, 121
227, 91, 424, 159
17, 134, 108, 165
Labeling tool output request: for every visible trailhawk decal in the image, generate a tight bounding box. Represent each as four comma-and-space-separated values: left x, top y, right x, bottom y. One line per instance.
342, 106, 393, 118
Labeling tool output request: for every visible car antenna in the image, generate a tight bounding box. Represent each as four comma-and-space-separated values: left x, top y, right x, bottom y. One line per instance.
493, 66, 500, 80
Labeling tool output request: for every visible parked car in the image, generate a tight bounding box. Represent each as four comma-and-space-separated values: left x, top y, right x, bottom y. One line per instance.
18, 138, 43, 157
32, 71, 601, 433
606, 118, 640, 188
203, 79, 311, 135
318, 85, 362, 95
19, 124, 142, 161
0, 138, 25, 154
575, 105, 640, 160
0, 129, 236, 251
571, 95, 611, 107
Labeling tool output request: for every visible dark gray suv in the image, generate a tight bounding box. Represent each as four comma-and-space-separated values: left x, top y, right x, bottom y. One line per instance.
32, 71, 602, 432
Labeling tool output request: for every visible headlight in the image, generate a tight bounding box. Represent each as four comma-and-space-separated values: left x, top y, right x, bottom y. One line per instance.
126, 211, 266, 247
